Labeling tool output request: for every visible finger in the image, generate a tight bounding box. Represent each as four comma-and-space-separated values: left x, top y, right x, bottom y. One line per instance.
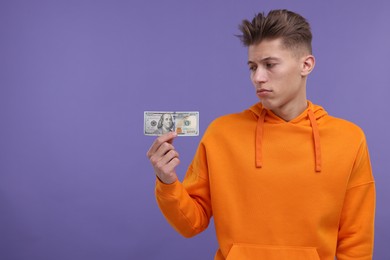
156, 149, 180, 168
166, 132, 177, 144
148, 136, 178, 168
160, 157, 180, 176
152, 146, 179, 172
147, 132, 177, 158
154, 141, 176, 159
149, 144, 175, 169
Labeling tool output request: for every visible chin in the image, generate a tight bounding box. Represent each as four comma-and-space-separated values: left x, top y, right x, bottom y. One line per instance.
260, 100, 275, 110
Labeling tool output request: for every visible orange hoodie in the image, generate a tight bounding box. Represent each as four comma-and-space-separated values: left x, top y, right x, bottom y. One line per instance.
155, 101, 375, 260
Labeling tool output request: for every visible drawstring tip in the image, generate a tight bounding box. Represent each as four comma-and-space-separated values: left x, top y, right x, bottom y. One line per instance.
256, 161, 262, 168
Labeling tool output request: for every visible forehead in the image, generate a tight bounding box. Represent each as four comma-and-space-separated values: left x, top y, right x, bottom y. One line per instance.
162, 114, 171, 119
248, 38, 294, 61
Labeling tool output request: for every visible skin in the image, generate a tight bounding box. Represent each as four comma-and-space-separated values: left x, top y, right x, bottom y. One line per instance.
147, 38, 315, 184
248, 38, 315, 121
147, 132, 179, 184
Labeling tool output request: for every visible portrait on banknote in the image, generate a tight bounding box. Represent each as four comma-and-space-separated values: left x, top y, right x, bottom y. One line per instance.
155, 113, 174, 135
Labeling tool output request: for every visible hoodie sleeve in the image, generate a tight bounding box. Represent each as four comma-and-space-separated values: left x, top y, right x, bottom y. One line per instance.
336, 136, 375, 260
155, 142, 212, 238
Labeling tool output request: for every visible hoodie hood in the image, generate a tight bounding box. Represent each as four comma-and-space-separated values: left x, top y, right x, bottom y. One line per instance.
249, 101, 328, 172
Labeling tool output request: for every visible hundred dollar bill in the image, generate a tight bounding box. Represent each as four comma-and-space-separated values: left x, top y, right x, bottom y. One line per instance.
144, 111, 199, 136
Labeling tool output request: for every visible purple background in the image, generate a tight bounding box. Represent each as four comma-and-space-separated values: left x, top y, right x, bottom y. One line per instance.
1, 1, 389, 259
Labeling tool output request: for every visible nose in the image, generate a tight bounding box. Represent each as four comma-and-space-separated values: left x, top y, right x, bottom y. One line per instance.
252, 67, 268, 84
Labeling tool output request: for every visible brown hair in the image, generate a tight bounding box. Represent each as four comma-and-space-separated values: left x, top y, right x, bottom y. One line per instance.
238, 9, 312, 54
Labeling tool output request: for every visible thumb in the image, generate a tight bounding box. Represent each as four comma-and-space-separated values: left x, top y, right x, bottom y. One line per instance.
166, 131, 178, 144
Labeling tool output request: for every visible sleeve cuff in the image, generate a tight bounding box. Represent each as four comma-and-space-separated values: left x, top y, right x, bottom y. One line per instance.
155, 177, 181, 196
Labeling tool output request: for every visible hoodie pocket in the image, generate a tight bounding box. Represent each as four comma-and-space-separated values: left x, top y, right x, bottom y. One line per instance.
226, 244, 320, 260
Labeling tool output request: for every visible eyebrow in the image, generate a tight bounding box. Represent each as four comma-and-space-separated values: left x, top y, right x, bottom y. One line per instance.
247, 56, 281, 65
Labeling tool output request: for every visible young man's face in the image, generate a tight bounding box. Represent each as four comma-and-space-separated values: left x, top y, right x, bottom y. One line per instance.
247, 38, 312, 118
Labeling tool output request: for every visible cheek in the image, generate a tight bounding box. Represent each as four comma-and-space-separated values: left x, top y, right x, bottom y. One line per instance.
277, 67, 299, 84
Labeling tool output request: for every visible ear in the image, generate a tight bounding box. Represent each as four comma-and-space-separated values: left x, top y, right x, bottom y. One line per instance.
301, 55, 315, 76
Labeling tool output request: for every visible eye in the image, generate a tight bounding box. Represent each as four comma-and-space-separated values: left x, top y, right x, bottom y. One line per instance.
249, 65, 257, 72
266, 63, 276, 69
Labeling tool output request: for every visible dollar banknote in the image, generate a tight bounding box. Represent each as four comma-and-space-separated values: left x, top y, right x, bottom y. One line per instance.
144, 111, 199, 136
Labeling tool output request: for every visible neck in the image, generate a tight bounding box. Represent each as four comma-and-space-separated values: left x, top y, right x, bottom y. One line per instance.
271, 99, 308, 122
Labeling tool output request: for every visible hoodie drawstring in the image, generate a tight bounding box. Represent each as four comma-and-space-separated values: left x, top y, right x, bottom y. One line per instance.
308, 109, 322, 172
255, 107, 322, 172
255, 109, 267, 168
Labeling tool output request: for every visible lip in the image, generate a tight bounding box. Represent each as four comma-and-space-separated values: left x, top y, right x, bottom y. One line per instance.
256, 89, 272, 97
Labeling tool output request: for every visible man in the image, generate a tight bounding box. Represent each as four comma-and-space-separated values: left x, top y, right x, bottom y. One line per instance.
147, 9, 375, 259
153, 113, 174, 135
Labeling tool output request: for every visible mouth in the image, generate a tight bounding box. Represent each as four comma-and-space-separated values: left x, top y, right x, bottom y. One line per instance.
256, 89, 272, 97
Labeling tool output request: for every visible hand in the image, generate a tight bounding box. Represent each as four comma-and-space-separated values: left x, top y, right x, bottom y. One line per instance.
146, 132, 180, 184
